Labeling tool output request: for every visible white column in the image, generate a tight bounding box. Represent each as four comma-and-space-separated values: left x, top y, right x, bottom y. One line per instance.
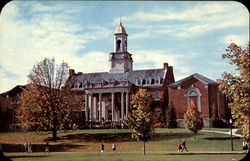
85, 94, 88, 122
99, 93, 102, 122
93, 96, 97, 120
89, 94, 93, 121
126, 92, 129, 116
111, 92, 114, 122
121, 92, 124, 120
104, 97, 107, 121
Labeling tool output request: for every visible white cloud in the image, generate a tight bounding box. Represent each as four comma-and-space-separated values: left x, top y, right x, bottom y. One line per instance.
0, 2, 110, 93
132, 49, 193, 77
123, 2, 249, 38
129, 30, 151, 40
71, 51, 109, 74
221, 34, 249, 46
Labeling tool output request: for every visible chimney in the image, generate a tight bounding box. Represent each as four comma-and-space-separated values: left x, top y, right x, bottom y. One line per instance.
163, 63, 168, 69
169, 66, 173, 71
69, 69, 75, 76
78, 72, 83, 75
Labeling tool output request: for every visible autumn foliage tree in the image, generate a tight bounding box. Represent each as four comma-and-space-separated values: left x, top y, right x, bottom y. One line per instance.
124, 88, 153, 155
165, 101, 177, 128
218, 43, 250, 140
16, 58, 82, 141
184, 99, 204, 140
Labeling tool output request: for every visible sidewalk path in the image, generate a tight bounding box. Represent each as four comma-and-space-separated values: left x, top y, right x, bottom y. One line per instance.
202, 129, 243, 137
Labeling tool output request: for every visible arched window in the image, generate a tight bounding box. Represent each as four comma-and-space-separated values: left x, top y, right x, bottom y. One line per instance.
142, 79, 146, 85
151, 79, 155, 85
186, 87, 201, 112
116, 40, 121, 51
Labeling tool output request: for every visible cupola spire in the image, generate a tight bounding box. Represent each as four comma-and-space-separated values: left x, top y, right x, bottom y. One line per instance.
109, 22, 133, 73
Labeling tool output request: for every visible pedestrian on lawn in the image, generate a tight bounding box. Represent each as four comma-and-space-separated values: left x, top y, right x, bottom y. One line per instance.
112, 142, 116, 153
100, 141, 104, 153
24, 141, 28, 153
27, 142, 32, 153
181, 138, 188, 152
177, 139, 182, 152
45, 141, 50, 154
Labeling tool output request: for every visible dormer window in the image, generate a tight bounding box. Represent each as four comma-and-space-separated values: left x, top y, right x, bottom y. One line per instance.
75, 82, 82, 88
142, 79, 146, 85
151, 79, 155, 85
160, 78, 164, 84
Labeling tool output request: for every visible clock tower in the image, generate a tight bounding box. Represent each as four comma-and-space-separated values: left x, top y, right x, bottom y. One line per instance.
109, 22, 133, 73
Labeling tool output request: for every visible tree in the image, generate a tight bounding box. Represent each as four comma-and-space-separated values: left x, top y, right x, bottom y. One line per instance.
184, 99, 204, 140
16, 58, 82, 141
210, 102, 218, 127
124, 88, 153, 155
217, 43, 250, 140
165, 102, 177, 128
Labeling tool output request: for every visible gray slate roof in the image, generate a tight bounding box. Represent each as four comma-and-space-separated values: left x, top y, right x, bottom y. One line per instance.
168, 73, 216, 88
75, 68, 166, 85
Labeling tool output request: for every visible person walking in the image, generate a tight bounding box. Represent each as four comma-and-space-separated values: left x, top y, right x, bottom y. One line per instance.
177, 139, 182, 152
100, 141, 104, 153
181, 138, 188, 152
27, 142, 32, 153
112, 142, 116, 153
24, 141, 28, 153
45, 141, 50, 154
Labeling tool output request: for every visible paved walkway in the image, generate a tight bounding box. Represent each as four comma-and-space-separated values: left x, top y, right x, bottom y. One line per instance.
202, 128, 243, 137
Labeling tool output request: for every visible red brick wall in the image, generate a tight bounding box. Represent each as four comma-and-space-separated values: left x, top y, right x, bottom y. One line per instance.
168, 78, 212, 119
0, 96, 12, 131
208, 84, 219, 118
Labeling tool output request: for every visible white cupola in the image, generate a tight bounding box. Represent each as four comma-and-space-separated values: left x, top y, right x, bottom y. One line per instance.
114, 22, 128, 52
109, 21, 133, 73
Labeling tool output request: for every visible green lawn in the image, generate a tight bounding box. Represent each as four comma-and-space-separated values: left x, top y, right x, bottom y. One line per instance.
1, 128, 245, 161
5, 152, 247, 161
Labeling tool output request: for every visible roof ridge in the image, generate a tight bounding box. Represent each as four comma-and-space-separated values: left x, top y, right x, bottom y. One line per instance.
168, 73, 216, 88
131, 68, 164, 72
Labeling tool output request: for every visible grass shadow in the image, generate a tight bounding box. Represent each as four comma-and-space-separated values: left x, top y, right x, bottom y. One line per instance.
63, 131, 198, 142
62, 132, 133, 142
153, 132, 195, 141
205, 136, 241, 140
2, 143, 89, 152
9, 155, 50, 159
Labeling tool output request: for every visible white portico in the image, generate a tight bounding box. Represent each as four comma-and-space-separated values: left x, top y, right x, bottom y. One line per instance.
84, 85, 131, 123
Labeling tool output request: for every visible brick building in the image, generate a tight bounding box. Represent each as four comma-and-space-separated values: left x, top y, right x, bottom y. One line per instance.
168, 73, 229, 127
0, 85, 27, 131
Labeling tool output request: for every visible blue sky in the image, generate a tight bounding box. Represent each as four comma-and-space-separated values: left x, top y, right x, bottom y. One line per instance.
0, 1, 249, 93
